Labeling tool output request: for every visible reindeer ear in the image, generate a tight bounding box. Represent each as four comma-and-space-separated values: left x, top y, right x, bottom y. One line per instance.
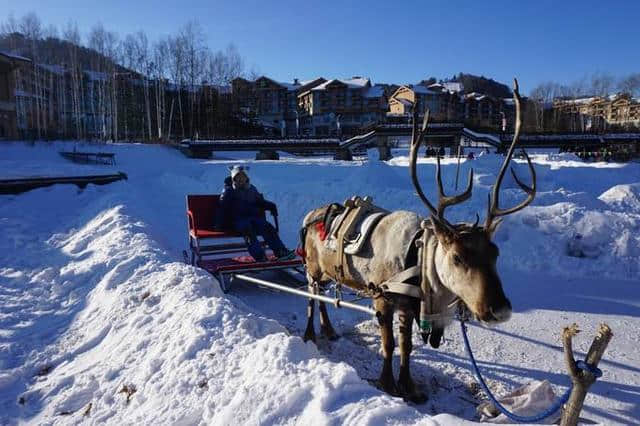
429, 216, 455, 245
486, 218, 502, 237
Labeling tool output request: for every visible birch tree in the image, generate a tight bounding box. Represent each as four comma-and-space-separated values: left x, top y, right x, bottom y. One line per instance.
180, 21, 207, 138
207, 43, 244, 86
152, 38, 170, 139
63, 21, 84, 139
168, 34, 186, 139
20, 13, 43, 139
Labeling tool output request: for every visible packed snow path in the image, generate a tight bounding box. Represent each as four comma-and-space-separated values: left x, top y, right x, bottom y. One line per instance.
0, 141, 638, 425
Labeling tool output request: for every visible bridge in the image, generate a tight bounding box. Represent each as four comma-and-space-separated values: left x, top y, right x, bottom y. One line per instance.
178, 125, 640, 161
178, 138, 341, 160
178, 123, 471, 160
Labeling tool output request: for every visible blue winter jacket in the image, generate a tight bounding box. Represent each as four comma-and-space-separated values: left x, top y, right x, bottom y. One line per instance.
216, 183, 276, 229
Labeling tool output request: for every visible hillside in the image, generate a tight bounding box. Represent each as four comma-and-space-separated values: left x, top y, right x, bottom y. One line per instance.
451, 73, 513, 98
0, 32, 130, 73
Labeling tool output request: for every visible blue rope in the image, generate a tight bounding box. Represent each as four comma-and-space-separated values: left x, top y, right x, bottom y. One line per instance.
459, 320, 602, 423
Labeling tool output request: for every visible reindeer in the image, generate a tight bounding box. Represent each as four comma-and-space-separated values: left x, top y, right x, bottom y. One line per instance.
299, 80, 536, 403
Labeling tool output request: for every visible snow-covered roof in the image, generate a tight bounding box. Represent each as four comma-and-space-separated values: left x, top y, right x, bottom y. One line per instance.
299, 79, 319, 86
279, 81, 299, 91
558, 97, 598, 105
465, 92, 491, 101
442, 81, 463, 93
0, 50, 31, 62
84, 70, 108, 82
14, 89, 44, 100
390, 98, 413, 106
38, 63, 65, 75
311, 77, 371, 91
410, 85, 442, 95
254, 76, 302, 91
427, 82, 463, 94
364, 84, 385, 98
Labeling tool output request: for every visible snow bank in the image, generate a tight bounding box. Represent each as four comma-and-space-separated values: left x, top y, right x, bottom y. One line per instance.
0, 183, 428, 425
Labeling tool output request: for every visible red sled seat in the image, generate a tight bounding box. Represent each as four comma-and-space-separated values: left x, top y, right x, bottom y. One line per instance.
186, 194, 278, 265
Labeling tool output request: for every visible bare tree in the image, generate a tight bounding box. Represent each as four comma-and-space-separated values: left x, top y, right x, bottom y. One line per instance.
152, 38, 170, 139
87, 23, 118, 141
590, 72, 615, 97
207, 43, 244, 86
1, 13, 20, 50
529, 82, 556, 131
180, 21, 207, 138
19, 13, 43, 139
63, 21, 84, 139
618, 73, 640, 97
168, 33, 186, 139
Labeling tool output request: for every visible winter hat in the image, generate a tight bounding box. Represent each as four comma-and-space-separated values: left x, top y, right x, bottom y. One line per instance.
229, 165, 249, 179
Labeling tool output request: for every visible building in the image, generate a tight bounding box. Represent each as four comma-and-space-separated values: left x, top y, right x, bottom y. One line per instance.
553, 94, 640, 131
232, 76, 325, 136
387, 83, 461, 122
297, 77, 389, 137
0, 51, 30, 139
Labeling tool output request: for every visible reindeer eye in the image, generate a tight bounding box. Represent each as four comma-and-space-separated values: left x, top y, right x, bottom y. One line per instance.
453, 254, 463, 266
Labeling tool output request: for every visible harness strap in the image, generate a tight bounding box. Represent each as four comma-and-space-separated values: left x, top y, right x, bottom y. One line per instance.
377, 265, 422, 298
381, 281, 422, 299
385, 265, 420, 284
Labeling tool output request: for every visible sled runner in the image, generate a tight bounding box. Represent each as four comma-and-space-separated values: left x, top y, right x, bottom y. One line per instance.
185, 194, 303, 291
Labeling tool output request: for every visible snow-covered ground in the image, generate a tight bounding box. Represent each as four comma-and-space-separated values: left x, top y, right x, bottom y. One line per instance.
0, 141, 638, 425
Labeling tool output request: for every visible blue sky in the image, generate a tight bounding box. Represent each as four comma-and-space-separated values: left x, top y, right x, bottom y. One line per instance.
5, 0, 640, 94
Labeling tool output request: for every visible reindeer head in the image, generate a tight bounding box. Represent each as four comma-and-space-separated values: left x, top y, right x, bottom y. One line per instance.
409, 79, 536, 325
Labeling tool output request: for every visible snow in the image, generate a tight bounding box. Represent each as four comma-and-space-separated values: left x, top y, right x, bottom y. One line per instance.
0, 50, 32, 63
0, 141, 639, 425
365, 85, 385, 98
312, 78, 371, 91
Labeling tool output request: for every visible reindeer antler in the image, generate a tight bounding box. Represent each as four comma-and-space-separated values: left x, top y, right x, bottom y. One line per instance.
409, 107, 474, 230
485, 78, 537, 230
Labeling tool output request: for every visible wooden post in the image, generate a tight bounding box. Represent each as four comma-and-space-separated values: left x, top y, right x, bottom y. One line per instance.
454, 142, 462, 190
560, 323, 613, 426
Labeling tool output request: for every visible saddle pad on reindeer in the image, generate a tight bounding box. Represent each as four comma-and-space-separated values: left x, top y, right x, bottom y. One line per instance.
325, 210, 387, 255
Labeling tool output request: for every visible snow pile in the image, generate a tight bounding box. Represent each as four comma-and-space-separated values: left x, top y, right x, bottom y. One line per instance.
545, 152, 581, 162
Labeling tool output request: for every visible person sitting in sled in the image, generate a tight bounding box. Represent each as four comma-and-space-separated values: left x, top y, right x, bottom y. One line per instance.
217, 165, 295, 262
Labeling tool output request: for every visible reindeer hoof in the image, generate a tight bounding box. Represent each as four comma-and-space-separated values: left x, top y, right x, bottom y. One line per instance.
375, 378, 399, 397
303, 329, 316, 343
397, 381, 428, 404
321, 326, 340, 341
405, 389, 428, 404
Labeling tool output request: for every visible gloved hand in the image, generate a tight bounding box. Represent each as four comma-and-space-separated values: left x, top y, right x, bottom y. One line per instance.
264, 201, 278, 216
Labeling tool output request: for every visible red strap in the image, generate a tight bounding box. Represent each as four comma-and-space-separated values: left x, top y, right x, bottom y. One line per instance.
295, 247, 306, 259
315, 221, 328, 241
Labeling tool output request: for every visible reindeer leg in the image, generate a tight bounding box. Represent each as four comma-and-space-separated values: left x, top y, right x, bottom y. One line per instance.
303, 278, 317, 343
397, 302, 427, 404
319, 299, 339, 341
375, 297, 398, 396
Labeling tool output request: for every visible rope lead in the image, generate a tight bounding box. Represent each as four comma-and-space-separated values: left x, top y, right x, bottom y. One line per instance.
459, 320, 602, 423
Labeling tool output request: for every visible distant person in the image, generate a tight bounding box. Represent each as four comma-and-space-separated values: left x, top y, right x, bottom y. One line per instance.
467, 151, 475, 160
216, 165, 295, 262
438, 146, 445, 158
